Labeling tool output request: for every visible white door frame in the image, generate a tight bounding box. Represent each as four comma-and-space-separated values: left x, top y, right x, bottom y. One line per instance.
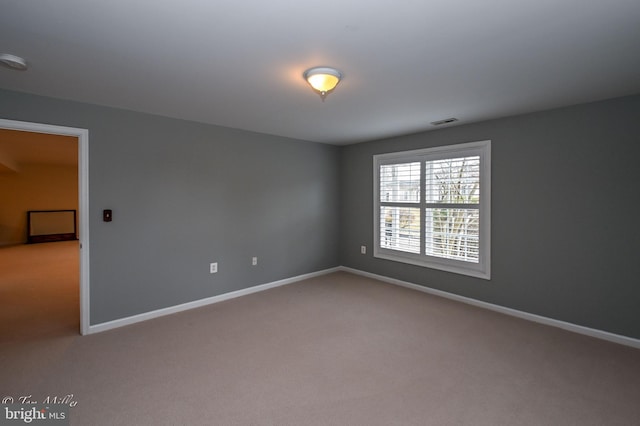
0, 118, 90, 335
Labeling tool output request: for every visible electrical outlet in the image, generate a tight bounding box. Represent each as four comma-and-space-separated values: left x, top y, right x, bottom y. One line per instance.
361, 245, 366, 254
252, 257, 258, 266
210, 262, 218, 274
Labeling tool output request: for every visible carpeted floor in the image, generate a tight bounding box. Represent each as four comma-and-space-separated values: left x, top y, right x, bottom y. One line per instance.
1, 243, 640, 425
0, 241, 79, 340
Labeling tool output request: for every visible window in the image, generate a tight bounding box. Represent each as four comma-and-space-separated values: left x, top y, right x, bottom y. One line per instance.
374, 140, 491, 279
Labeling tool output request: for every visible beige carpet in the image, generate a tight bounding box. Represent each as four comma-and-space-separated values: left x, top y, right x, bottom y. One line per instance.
0, 241, 79, 340
1, 243, 640, 425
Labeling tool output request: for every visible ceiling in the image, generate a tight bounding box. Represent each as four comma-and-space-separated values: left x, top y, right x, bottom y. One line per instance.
0, 129, 77, 172
1, 1, 639, 145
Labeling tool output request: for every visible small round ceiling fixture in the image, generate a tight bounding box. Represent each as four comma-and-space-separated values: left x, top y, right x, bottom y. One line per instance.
0, 53, 28, 71
303, 67, 342, 101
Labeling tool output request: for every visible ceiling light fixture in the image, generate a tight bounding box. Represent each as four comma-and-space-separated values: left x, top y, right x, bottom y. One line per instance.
0, 53, 28, 71
303, 67, 342, 101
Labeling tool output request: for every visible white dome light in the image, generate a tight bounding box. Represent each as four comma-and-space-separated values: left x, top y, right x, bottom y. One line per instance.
0, 53, 28, 71
303, 67, 342, 101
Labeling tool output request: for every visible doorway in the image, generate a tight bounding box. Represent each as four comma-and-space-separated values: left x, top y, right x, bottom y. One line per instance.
0, 118, 89, 335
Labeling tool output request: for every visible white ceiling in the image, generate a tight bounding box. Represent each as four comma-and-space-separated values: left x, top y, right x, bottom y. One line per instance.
1, 0, 639, 145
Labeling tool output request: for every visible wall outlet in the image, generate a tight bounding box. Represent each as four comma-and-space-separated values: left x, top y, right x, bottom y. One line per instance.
210, 262, 218, 274
252, 257, 258, 266
361, 245, 367, 254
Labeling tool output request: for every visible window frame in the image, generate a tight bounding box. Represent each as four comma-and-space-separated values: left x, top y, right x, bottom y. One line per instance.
373, 140, 491, 280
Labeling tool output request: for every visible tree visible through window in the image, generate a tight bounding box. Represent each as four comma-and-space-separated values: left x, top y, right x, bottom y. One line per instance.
373, 141, 491, 279
425, 156, 480, 262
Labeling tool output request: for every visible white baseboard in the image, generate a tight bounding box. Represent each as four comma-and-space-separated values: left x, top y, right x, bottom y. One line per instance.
339, 266, 640, 350
87, 265, 640, 350
88, 267, 341, 334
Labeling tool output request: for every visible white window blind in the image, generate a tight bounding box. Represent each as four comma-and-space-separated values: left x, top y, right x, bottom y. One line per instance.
373, 141, 491, 279
424, 156, 480, 262
380, 162, 420, 203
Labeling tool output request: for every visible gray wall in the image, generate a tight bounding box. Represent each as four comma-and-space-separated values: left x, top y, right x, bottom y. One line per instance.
0, 89, 340, 324
2, 88, 639, 339
340, 95, 640, 339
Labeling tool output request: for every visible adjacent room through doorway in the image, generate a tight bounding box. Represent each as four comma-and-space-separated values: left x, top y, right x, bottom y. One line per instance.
0, 127, 82, 337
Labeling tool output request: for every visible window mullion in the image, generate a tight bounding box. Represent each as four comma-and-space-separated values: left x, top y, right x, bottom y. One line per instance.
420, 160, 426, 256
379, 201, 421, 208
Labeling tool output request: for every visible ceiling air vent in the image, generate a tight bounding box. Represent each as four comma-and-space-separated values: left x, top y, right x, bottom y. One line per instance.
430, 117, 458, 126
